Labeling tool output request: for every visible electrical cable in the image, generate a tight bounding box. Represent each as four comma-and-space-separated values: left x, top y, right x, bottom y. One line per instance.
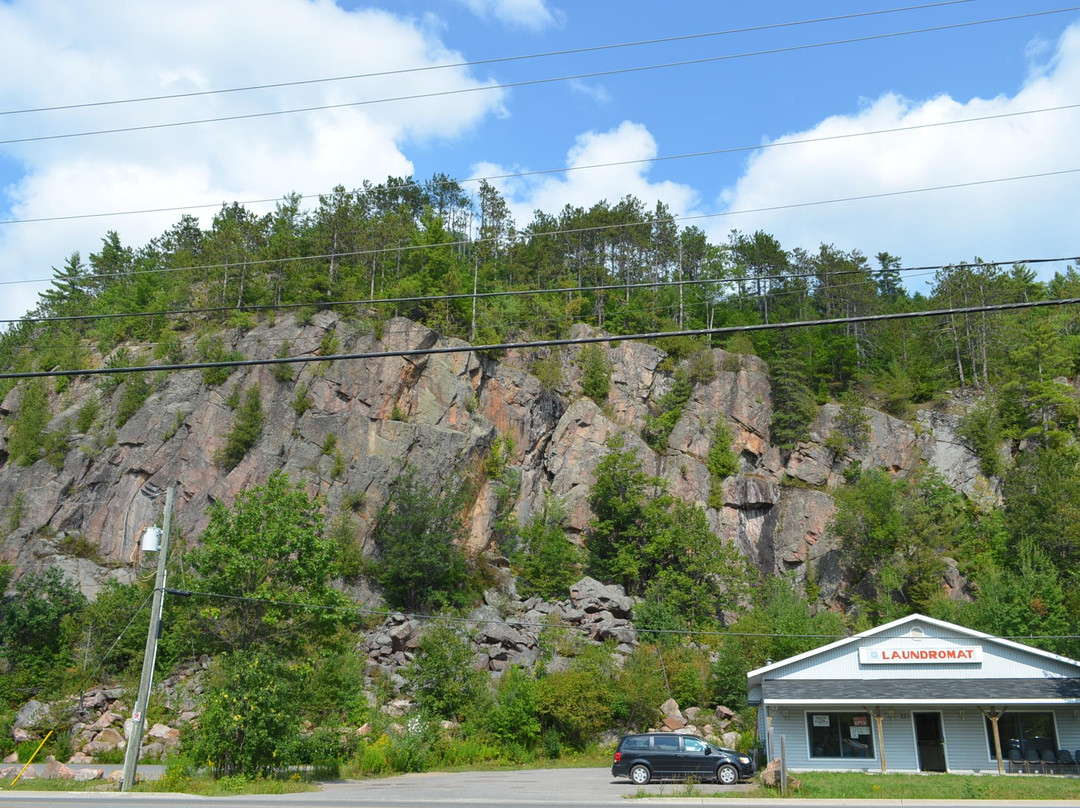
3, 166, 1077, 293
0, 0, 979, 117
165, 588, 1080, 643
4, 294, 1080, 381
4, 100, 1078, 227
3, 7, 1077, 146
4, 253, 1074, 328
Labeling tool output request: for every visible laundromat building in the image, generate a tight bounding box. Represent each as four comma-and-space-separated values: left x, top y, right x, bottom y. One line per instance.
747, 614, 1080, 773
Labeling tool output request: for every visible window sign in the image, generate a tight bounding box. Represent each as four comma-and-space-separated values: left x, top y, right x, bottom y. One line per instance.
808, 712, 875, 758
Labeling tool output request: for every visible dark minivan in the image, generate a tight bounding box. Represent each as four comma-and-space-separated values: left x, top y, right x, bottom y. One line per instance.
611, 732, 754, 785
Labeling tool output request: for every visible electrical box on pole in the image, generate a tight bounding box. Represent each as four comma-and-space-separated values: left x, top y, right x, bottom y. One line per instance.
121, 485, 175, 792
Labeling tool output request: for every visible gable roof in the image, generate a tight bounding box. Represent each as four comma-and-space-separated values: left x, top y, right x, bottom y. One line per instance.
746, 613, 1080, 689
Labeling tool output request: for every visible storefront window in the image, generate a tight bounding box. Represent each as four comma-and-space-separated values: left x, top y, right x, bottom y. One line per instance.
808, 712, 875, 758
986, 712, 1057, 758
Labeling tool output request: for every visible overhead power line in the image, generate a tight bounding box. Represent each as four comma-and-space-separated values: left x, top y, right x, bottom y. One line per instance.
0, 0, 979, 117
3, 7, 1077, 146
4, 100, 1077, 227
161, 588, 1080, 643
2, 166, 1077, 293
4, 295, 1080, 381
5, 254, 1076, 328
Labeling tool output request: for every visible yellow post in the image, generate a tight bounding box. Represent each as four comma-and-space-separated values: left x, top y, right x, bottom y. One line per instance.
8, 730, 53, 787
873, 709, 887, 773
989, 713, 1004, 775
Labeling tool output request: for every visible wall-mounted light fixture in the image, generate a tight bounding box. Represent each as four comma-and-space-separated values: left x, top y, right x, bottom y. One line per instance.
959, 709, 966, 721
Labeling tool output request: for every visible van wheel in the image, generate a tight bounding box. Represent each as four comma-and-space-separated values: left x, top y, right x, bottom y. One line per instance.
630, 764, 651, 785
716, 764, 738, 785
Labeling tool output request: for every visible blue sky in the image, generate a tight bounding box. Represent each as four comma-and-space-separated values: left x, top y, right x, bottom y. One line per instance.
1, 0, 1078, 325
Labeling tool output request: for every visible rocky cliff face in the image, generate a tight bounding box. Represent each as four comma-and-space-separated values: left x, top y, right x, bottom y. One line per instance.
0, 313, 989, 608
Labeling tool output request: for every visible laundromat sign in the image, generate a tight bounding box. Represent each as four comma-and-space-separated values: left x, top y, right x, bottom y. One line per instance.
859, 646, 983, 664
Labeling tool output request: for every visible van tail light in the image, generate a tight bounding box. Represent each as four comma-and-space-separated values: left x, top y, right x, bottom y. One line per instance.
614, 751, 621, 763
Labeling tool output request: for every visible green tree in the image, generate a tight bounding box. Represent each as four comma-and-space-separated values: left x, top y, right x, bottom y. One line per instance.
513, 497, 582, 600
188, 471, 346, 654
579, 344, 611, 404
405, 622, 486, 721
586, 436, 752, 622
710, 579, 843, 710
0, 568, 86, 704
185, 651, 297, 777
372, 466, 469, 611
943, 540, 1075, 657
707, 419, 739, 508
1002, 448, 1080, 573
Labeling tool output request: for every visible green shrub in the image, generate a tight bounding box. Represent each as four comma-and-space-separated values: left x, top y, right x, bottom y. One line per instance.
116, 373, 151, 428
8, 380, 50, 466
531, 354, 564, 392
536, 644, 619, 749
214, 386, 264, 470
405, 623, 486, 721
707, 419, 739, 508
197, 334, 243, 387
74, 396, 100, 433
41, 423, 71, 471
488, 667, 541, 749
290, 382, 313, 416
271, 341, 294, 382
513, 498, 581, 600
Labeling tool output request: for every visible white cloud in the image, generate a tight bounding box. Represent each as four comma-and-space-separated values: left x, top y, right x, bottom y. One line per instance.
0, 0, 505, 324
714, 23, 1080, 277
478, 121, 700, 229
458, 0, 562, 31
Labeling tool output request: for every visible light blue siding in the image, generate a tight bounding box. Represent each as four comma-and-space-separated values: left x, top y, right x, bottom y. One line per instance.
752, 616, 1080, 774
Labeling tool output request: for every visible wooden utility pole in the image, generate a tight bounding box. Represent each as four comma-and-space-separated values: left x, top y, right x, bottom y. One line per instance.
121, 486, 175, 792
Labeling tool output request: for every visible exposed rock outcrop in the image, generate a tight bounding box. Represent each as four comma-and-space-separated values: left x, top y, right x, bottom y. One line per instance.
1, 314, 987, 611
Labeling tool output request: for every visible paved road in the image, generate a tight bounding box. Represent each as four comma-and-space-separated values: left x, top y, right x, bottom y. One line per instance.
2, 767, 1079, 807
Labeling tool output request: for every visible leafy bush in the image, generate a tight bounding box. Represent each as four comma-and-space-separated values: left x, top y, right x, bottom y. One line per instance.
536, 643, 619, 749
488, 667, 541, 749
405, 623, 487, 721
641, 368, 692, 451
185, 651, 298, 777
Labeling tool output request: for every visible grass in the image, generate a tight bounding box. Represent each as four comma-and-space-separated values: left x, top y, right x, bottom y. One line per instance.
634, 771, 1080, 800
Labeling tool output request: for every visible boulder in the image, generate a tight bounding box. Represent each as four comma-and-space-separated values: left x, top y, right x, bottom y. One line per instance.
14, 700, 50, 729
568, 577, 633, 617
73, 768, 105, 781
659, 698, 682, 719
41, 759, 76, 779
